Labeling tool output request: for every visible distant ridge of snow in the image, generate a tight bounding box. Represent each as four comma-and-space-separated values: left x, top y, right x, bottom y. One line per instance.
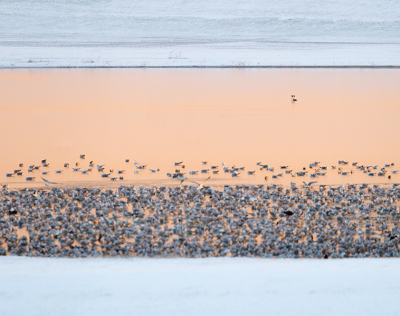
1, 0, 400, 67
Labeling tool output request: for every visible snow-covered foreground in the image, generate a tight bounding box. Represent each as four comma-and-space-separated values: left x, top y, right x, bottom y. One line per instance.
1, 0, 400, 67
0, 257, 399, 316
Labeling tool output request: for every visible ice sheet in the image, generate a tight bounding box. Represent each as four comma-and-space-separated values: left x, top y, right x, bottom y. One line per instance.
1, 0, 399, 67
0, 257, 399, 316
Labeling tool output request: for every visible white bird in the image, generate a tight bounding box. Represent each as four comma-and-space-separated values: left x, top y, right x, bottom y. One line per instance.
41, 177, 57, 186
303, 181, 317, 188
187, 176, 210, 190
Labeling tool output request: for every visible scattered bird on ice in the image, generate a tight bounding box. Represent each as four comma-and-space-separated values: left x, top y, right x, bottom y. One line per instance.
41, 177, 57, 187
187, 176, 210, 190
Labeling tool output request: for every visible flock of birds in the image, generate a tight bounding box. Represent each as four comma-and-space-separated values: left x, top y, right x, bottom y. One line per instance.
2, 154, 399, 189
0, 155, 400, 258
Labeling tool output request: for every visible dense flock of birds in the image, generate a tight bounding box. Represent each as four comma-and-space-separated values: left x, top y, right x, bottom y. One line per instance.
0, 156, 399, 258
2, 155, 398, 186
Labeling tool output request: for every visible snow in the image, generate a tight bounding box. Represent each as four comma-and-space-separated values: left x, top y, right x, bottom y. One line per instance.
1, 0, 399, 67
1, 257, 400, 316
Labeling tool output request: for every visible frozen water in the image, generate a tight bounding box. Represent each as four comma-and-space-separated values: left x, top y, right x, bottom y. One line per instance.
1, 257, 400, 316
0, 0, 399, 67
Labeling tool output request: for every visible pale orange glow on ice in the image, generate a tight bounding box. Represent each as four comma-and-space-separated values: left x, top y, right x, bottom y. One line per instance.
0, 69, 399, 188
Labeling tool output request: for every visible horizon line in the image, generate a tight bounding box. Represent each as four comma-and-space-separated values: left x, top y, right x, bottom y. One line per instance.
1, 65, 400, 69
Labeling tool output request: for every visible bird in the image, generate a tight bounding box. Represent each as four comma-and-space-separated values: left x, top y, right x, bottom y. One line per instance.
55, 170, 63, 174
25, 177, 35, 181
187, 176, 210, 190
174, 161, 183, 166
175, 176, 187, 184
291, 95, 297, 102
64, 163, 69, 168
80, 155, 86, 159
303, 181, 317, 188
41, 177, 57, 187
